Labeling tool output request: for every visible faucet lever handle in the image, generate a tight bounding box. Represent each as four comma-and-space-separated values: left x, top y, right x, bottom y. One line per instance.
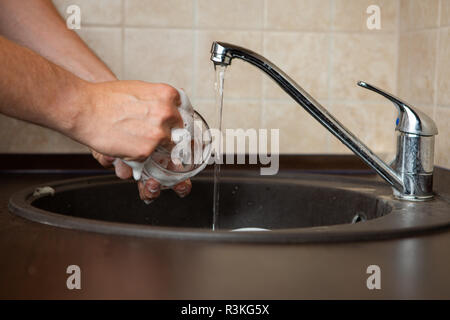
357, 81, 438, 136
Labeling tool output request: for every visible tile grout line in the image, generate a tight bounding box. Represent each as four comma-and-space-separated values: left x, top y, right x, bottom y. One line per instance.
192, 97, 397, 105
392, 0, 402, 162
192, 0, 198, 100
82, 23, 405, 34
394, 0, 400, 96
260, 0, 268, 131
120, 0, 125, 80
432, 0, 442, 120
74, 22, 450, 33
401, 26, 447, 33
326, 0, 335, 153
435, 1, 444, 167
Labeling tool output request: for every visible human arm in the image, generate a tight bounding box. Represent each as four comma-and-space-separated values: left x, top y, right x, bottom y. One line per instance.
0, 35, 183, 175
0, 0, 192, 199
0, 0, 115, 83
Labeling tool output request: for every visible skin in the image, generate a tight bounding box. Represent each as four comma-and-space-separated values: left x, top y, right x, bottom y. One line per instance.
0, 0, 192, 200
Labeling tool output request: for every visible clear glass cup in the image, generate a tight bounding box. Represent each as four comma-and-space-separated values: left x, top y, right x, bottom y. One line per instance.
141, 111, 212, 187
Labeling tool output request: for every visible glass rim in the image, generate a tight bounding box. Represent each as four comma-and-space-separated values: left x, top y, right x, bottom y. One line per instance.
148, 110, 212, 174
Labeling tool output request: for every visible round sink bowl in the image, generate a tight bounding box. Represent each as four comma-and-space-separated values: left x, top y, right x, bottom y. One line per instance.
8, 172, 450, 243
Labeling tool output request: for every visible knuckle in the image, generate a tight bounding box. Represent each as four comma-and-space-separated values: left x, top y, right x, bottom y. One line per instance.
158, 84, 179, 102
136, 146, 152, 160
160, 107, 177, 123
154, 107, 177, 128
146, 127, 165, 144
154, 128, 168, 142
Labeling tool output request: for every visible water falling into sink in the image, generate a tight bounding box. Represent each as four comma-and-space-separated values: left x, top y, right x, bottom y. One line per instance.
212, 64, 226, 230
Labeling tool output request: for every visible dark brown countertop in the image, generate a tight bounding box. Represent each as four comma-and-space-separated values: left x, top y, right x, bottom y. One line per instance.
1, 157, 450, 299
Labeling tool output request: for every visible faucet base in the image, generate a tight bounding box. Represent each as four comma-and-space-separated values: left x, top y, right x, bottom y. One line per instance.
391, 171, 434, 201
393, 191, 434, 201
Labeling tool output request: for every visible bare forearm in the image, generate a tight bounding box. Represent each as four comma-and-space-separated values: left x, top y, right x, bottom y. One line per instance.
0, 0, 116, 82
0, 36, 87, 135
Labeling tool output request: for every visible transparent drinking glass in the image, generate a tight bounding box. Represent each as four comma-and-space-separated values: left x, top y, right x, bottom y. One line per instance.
141, 111, 212, 187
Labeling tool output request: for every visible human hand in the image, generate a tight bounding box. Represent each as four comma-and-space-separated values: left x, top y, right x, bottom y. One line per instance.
92, 150, 192, 201
77, 81, 183, 161
82, 82, 193, 200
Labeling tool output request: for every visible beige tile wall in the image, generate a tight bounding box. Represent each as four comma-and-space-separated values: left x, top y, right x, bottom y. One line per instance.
398, 0, 450, 168
0, 0, 448, 169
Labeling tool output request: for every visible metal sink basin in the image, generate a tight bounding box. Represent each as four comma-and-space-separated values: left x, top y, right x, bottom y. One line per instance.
8, 171, 450, 243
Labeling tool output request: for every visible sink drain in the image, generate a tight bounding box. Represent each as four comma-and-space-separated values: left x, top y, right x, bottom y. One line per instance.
351, 212, 367, 224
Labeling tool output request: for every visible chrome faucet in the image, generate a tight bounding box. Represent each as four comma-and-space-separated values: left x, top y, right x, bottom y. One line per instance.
210, 42, 438, 201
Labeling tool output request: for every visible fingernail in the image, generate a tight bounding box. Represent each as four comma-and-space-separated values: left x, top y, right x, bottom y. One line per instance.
175, 187, 189, 198
175, 185, 187, 192
177, 192, 188, 198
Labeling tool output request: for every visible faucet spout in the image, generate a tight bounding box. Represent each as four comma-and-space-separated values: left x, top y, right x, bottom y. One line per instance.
211, 41, 437, 200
